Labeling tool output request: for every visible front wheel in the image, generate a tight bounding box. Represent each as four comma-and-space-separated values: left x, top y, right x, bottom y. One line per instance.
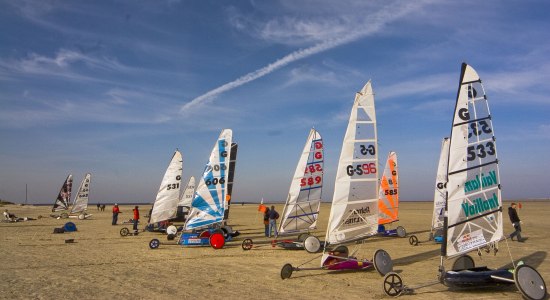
241, 239, 253, 251
383, 272, 404, 297
149, 238, 160, 249
281, 263, 294, 280
514, 264, 547, 300
408, 235, 418, 246
120, 227, 130, 237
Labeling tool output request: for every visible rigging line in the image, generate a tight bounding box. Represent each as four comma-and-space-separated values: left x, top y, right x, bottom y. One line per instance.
504, 237, 516, 270
297, 253, 323, 268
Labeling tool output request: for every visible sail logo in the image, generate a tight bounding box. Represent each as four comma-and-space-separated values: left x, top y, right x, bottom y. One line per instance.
461, 193, 498, 217
344, 206, 370, 226
464, 171, 497, 193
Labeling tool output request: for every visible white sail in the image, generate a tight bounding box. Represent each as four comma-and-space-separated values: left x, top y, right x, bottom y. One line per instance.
432, 138, 449, 233
185, 129, 232, 230
278, 128, 324, 235
378, 152, 399, 225
52, 174, 73, 212
444, 63, 503, 258
70, 173, 91, 214
324, 81, 379, 249
149, 150, 183, 224
178, 176, 196, 208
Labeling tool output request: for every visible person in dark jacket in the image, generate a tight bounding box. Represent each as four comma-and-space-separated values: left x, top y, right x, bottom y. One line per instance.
268, 206, 279, 237
508, 203, 524, 242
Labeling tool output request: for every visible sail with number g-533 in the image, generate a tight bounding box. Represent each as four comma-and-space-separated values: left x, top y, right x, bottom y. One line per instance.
378, 152, 399, 225
278, 128, 324, 235
443, 63, 503, 258
178, 176, 196, 208
52, 174, 73, 212
70, 173, 91, 214
149, 150, 183, 225
185, 129, 232, 230
324, 80, 379, 252
431, 138, 449, 235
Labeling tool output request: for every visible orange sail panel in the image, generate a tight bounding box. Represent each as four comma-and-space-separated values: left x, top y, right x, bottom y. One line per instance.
378, 152, 399, 225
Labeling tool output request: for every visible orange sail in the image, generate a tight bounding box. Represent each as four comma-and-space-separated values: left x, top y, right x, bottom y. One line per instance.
378, 152, 398, 225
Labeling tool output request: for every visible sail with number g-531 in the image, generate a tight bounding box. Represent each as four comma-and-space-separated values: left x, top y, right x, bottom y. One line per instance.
378, 152, 399, 225
70, 173, 91, 214
443, 63, 503, 258
279, 128, 324, 235
431, 138, 449, 234
324, 80, 379, 252
52, 174, 73, 212
149, 150, 183, 225
185, 129, 232, 230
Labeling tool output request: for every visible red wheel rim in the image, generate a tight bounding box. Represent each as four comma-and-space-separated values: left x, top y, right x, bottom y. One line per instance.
209, 233, 225, 249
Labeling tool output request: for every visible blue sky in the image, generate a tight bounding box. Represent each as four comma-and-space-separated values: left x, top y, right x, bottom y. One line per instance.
1, 0, 549, 204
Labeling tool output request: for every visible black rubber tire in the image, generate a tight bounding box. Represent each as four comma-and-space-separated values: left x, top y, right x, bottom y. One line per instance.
281, 263, 293, 280
120, 227, 130, 237
383, 272, 404, 297
409, 235, 419, 246
149, 238, 160, 249
241, 239, 253, 251
514, 264, 547, 300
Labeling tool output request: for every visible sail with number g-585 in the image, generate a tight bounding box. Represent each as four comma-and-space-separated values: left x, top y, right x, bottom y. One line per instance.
185, 129, 232, 230
324, 80, 379, 251
149, 150, 183, 224
52, 174, 73, 212
432, 138, 449, 234
443, 63, 503, 258
70, 173, 91, 214
279, 128, 324, 235
378, 152, 399, 225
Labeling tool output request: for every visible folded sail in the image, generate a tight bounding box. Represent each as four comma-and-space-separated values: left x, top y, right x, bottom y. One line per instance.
70, 173, 91, 214
52, 174, 73, 212
149, 150, 183, 224
223, 143, 238, 221
185, 129, 232, 230
444, 63, 503, 258
378, 152, 399, 225
178, 176, 196, 208
324, 81, 379, 249
279, 128, 324, 235
432, 138, 449, 233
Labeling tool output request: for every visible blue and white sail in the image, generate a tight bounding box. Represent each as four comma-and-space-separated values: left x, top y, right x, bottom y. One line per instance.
185, 129, 232, 230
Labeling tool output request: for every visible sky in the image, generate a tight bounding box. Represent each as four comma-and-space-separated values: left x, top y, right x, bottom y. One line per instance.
1, 0, 550, 205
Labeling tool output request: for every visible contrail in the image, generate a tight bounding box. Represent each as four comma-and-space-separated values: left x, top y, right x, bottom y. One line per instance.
180, 2, 427, 114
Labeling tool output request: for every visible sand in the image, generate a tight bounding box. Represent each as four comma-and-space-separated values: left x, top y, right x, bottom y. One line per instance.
0, 201, 548, 299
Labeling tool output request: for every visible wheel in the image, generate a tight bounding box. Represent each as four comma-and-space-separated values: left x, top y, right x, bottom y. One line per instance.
241, 239, 253, 251
61, 212, 69, 219
281, 263, 294, 280
166, 225, 177, 235
331, 245, 349, 258
452, 254, 475, 271
209, 233, 225, 249
373, 249, 393, 276
297, 233, 310, 242
78, 214, 86, 220
514, 264, 547, 300
396, 226, 406, 238
149, 238, 160, 249
383, 272, 404, 297
167, 234, 176, 240
120, 227, 130, 237
303, 236, 321, 253
408, 235, 419, 246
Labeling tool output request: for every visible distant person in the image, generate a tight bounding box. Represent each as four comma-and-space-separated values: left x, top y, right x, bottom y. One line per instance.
263, 207, 270, 237
97, 203, 101, 211
3, 209, 14, 222
508, 202, 524, 242
112, 204, 121, 225
268, 205, 279, 237
132, 206, 140, 231
101, 204, 105, 211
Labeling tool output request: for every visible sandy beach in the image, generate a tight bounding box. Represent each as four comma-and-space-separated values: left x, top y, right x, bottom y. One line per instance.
0, 201, 547, 299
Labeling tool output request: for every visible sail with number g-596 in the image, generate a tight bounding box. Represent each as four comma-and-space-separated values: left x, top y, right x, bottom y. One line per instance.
149, 150, 183, 225
443, 63, 503, 258
185, 129, 232, 230
52, 174, 73, 212
70, 173, 91, 214
279, 128, 324, 235
324, 80, 379, 251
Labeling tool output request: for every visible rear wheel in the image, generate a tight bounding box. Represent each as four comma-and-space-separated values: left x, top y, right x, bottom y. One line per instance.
149, 238, 160, 249
452, 255, 475, 271
241, 239, 253, 251
383, 272, 404, 297
209, 233, 225, 249
514, 264, 547, 300
304, 236, 321, 253
408, 235, 419, 246
373, 249, 393, 276
396, 226, 406, 238
281, 263, 294, 280
120, 227, 130, 237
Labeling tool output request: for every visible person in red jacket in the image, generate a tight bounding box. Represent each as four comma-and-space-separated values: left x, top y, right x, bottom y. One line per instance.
132, 206, 140, 231
112, 204, 121, 225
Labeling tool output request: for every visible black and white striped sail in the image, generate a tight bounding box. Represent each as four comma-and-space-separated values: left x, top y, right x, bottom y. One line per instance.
444, 63, 503, 258
278, 128, 324, 235
432, 138, 449, 233
149, 150, 183, 224
70, 173, 91, 214
52, 174, 73, 212
324, 81, 379, 252
178, 176, 196, 208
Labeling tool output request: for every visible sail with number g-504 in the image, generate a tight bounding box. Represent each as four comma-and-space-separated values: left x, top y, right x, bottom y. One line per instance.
324, 80, 379, 249
432, 138, 449, 233
70, 173, 91, 214
185, 129, 232, 230
443, 63, 503, 258
52, 174, 73, 212
378, 152, 399, 225
279, 128, 324, 235
149, 150, 183, 224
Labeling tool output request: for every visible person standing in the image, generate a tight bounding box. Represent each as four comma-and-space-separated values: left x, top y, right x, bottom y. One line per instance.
132, 206, 140, 231
508, 202, 524, 242
268, 205, 279, 237
97, 203, 100, 211
263, 207, 270, 237
112, 204, 121, 225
